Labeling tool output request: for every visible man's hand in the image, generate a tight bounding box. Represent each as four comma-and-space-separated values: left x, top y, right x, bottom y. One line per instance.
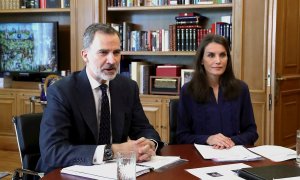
112, 137, 156, 162
134, 137, 156, 162
206, 133, 235, 149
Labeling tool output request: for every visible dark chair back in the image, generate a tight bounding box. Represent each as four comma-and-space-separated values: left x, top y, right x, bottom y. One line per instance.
169, 99, 179, 145
12, 113, 43, 179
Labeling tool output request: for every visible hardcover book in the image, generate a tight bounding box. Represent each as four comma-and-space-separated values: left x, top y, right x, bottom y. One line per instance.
46, 0, 60, 8
156, 65, 181, 77
139, 64, 153, 94
178, 12, 200, 17
238, 164, 300, 180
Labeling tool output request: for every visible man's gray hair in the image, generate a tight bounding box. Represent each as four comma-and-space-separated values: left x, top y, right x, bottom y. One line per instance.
82, 23, 120, 49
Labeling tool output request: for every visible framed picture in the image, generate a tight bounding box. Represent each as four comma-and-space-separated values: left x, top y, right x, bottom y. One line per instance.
181, 69, 194, 86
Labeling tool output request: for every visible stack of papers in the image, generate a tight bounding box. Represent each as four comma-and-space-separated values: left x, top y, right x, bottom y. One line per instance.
61, 163, 150, 179
194, 144, 262, 162
248, 145, 296, 162
186, 163, 251, 180
61, 155, 183, 179
138, 155, 183, 170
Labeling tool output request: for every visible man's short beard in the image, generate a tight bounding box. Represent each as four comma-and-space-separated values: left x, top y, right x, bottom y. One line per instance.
89, 63, 117, 81
96, 71, 116, 81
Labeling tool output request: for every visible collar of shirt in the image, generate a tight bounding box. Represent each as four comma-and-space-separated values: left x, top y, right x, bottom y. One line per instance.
86, 68, 110, 90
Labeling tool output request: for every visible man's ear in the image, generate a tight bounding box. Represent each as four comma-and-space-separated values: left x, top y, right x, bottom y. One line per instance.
81, 49, 88, 63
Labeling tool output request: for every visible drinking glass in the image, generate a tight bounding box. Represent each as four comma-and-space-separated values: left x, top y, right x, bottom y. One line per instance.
296, 130, 300, 164
117, 151, 136, 180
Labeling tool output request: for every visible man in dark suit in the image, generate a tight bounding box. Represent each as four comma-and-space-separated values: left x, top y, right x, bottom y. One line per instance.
36, 23, 163, 173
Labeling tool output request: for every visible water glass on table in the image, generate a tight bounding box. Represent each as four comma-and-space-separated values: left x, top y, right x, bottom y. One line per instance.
297, 130, 300, 164
117, 151, 136, 180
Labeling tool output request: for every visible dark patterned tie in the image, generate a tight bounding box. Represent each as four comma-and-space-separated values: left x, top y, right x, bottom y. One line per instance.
99, 84, 111, 144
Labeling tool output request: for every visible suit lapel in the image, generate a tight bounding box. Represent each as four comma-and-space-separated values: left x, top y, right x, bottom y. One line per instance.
75, 69, 98, 143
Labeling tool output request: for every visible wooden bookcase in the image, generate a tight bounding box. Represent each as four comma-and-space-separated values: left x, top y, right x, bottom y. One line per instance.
102, 2, 234, 66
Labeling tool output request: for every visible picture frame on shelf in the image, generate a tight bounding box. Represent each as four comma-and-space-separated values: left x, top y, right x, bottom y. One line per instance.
181, 69, 194, 86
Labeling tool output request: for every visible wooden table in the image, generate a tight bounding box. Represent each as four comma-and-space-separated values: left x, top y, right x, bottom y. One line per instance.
42, 144, 296, 180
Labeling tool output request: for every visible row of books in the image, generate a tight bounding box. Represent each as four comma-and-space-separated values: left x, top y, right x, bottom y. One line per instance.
119, 60, 153, 94
107, 0, 231, 7
0, 0, 70, 10
0, 0, 19, 9
110, 22, 231, 52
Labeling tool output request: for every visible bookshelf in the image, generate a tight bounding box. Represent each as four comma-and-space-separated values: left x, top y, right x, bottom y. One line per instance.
103, 3, 234, 62
99, 0, 242, 143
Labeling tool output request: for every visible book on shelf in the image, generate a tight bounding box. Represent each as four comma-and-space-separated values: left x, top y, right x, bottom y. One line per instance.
110, 23, 124, 50
39, 0, 46, 8
139, 64, 154, 94
131, 30, 148, 51
46, 0, 60, 8
24, 0, 39, 8
61, 0, 70, 8
169, 24, 177, 51
156, 65, 182, 77
178, 12, 200, 17
169, 0, 177, 5
108, 0, 229, 7
131, 61, 149, 89
0, 0, 21, 9
150, 30, 159, 51
176, 26, 203, 52
127, 0, 133, 7
214, 0, 232, 4
122, 21, 134, 51
211, 21, 232, 45
175, 15, 208, 22
176, 25, 202, 29
194, 0, 214, 4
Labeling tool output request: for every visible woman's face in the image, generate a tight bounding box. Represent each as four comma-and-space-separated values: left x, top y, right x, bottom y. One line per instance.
202, 42, 228, 80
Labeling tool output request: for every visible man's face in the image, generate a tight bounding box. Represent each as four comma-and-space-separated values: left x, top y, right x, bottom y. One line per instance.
81, 31, 121, 82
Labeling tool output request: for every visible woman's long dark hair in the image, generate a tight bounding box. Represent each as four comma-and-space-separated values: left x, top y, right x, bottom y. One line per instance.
187, 34, 241, 103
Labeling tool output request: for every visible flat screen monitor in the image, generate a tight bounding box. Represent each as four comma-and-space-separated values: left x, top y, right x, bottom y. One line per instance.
0, 22, 58, 81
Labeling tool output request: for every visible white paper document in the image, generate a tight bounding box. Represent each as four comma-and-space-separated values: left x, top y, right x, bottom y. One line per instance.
186, 163, 251, 180
137, 155, 182, 170
194, 144, 262, 162
61, 162, 150, 180
248, 145, 296, 162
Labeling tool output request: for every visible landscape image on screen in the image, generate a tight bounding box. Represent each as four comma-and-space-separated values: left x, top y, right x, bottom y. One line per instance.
0, 22, 57, 73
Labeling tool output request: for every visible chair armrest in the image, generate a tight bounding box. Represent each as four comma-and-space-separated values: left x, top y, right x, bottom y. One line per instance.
12, 168, 44, 180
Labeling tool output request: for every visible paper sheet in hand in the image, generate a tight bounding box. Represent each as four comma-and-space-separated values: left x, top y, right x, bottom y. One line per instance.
61, 162, 150, 179
186, 163, 251, 180
194, 144, 262, 162
248, 145, 296, 162
137, 155, 182, 170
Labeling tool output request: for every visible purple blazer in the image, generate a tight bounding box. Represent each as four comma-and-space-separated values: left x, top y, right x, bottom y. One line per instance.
177, 81, 258, 145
